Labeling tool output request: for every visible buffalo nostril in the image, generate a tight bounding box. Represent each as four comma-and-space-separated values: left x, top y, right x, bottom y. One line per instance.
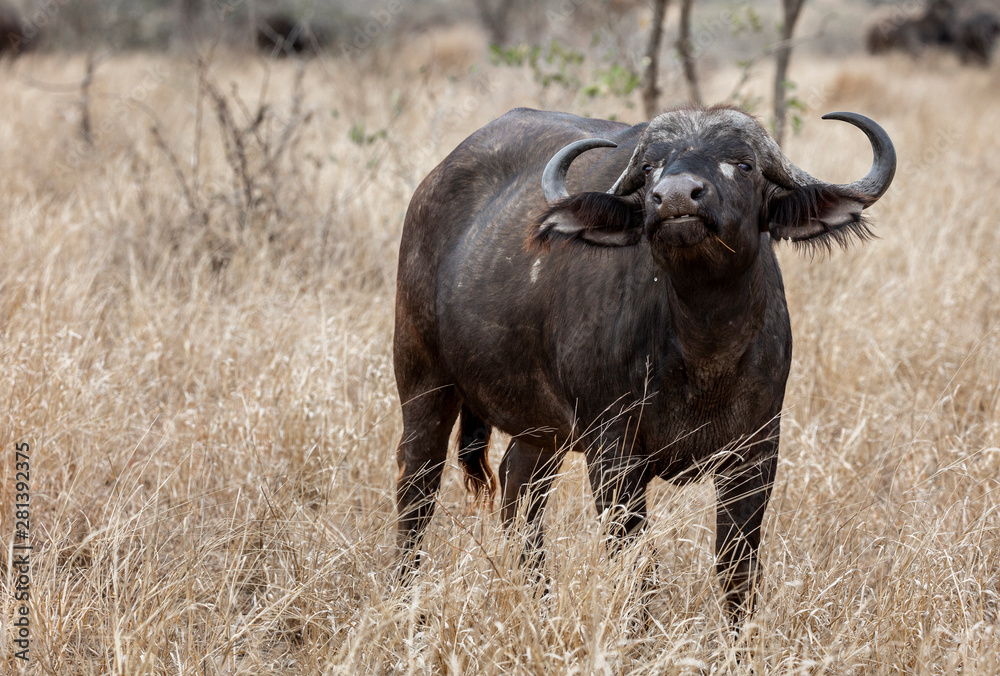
651, 174, 707, 217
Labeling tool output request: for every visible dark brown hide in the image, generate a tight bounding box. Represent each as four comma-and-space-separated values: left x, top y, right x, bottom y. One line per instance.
256, 14, 320, 57
953, 12, 1000, 64
393, 106, 895, 625
0, 4, 33, 56
866, 0, 1000, 65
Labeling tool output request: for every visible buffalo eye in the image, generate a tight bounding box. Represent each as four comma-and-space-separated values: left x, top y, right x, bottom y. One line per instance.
737, 161, 753, 174
643, 164, 653, 174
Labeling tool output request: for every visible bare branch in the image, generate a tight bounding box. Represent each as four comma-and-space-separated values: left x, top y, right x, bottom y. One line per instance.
79, 49, 97, 146
773, 0, 807, 146
642, 0, 671, 119
473, 0, 517, 45
677, 0, 702, 106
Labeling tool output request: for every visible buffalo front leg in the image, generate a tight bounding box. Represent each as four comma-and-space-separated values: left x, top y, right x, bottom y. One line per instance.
499, 440, 564, 574
587, 445, 656, 628
713, 444, 778, 628
587, 445, 651, 551
395, 385, 461, 583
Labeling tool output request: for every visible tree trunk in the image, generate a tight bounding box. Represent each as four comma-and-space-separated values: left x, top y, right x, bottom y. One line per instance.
773, 0, 806, 147
677, 0, 702, 106
642, 0, 671, 119
474, 0, 516, 45
180, 0, 203, 41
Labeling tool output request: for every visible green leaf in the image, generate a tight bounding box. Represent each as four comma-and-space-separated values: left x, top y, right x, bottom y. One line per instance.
348, 121, 366, 146
349, 121, 387, 146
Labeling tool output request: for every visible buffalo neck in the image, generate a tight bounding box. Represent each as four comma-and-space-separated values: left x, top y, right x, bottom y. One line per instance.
661, 254, 769, 391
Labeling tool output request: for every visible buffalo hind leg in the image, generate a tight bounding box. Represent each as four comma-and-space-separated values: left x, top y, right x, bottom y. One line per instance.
395, 384, 461, 584
458, 406, 495, 501
714, 443, 778, 629
499, 440, 564, 576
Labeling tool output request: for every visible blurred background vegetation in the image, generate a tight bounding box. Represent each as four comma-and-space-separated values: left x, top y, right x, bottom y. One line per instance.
2, 1, 997, 64
2, 0, 998, 137
2, 2, 1000, 672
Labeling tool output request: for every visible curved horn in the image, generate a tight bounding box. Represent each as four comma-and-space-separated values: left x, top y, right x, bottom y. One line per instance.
542, 138, 617, 204
818, 112, 896, 204
765, 112, 896, 206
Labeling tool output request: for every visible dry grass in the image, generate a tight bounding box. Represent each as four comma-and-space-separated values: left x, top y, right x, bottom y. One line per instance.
0, 33, 998, 674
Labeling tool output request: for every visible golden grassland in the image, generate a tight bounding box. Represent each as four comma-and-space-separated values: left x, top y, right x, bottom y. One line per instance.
0, 32, 999, 674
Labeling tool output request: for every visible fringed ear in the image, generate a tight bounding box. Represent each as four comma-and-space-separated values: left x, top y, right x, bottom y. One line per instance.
527, 192, 645, 250
768, 184, 875, 250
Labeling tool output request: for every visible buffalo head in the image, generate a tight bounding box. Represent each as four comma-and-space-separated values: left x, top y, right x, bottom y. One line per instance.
531, 107, 895, 283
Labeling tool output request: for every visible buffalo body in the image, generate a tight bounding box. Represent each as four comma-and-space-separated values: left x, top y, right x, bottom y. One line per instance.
393, 105, 895, 624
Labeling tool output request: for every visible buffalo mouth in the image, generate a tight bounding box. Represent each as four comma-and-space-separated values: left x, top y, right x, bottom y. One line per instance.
647, 214, 711, 248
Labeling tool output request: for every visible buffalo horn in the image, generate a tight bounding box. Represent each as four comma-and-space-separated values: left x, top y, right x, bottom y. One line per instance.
542, 138, 617, 204
817, 112, 896, 204
769, 112, 896, 206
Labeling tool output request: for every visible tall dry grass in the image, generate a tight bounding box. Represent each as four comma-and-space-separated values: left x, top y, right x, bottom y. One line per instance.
0, 34, 998, 674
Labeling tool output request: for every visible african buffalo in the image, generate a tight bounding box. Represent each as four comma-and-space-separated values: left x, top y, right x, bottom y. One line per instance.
866, 0, 956, 56
0, 4, 32, 56
256, 14, 321, 57
953, 11, 1000, 64
393, 105, 895, 624
866, 0, 1000, 66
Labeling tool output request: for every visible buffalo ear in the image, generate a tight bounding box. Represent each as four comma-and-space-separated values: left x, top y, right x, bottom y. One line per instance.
528, 192, 644, 249
768, 184, 874, 248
